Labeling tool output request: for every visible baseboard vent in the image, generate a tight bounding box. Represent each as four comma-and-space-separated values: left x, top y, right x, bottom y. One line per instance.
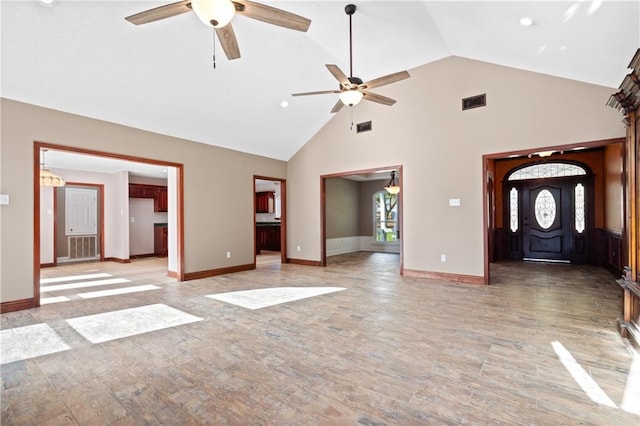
462, 94, 486, 110
68, 235, 97, 259
356, 121, 372, 133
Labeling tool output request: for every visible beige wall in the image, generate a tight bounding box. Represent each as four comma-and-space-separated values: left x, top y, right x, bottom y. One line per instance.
287, 56, 625, 277
0, 99, 286, 302
325, 178, 360, 239
604, 143, 624, 232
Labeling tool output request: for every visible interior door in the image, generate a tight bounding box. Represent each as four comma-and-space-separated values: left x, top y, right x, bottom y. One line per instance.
65, 187, 97, 235
522, 182, 571, 261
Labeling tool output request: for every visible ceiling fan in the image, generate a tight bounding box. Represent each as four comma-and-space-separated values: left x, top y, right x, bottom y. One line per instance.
125, 0, 311, 60
292, 4, 410, 113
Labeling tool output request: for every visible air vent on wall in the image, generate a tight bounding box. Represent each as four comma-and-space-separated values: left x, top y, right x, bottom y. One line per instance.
356, 121, 372, 133
462, 94, 486, 111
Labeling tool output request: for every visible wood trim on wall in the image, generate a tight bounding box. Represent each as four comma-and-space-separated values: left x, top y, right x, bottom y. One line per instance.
253, 175, 287, 265
320, 165, 404, 271
31, 141, 186, 311
403, 269, 485, 285
286, 258, 322, 267
0, 298, 37, 314
104, 257, 132, 264
183, 263, 254, 281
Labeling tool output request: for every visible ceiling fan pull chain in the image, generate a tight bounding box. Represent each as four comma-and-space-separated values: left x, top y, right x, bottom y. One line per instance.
350, 107, 354, 131
212, 28, 217, 69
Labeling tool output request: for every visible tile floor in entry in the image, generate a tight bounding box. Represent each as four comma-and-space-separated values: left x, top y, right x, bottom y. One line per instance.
1, 253, 639, 425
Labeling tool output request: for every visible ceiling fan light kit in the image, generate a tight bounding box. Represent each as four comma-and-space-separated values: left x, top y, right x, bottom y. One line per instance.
191, 0, 236, 27
339, 89, 364, 106
292, 4, 410, 113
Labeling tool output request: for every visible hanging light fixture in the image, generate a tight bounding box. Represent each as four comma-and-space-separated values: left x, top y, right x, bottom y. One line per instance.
339, 89, 364, 107
40, 150, 65, 187
384, 171, 400, 194
191, 0, 236, 28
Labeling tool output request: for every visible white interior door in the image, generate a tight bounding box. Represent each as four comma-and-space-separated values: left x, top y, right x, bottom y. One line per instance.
65, 187, 97, 235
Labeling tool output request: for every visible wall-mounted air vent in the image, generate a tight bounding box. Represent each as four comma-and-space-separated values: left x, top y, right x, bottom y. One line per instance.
356, 121, 372, 133
462, 94, 486, 111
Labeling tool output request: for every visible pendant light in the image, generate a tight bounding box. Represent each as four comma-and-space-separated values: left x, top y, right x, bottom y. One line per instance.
40, 150, 65, 187
384, 171, 400, 194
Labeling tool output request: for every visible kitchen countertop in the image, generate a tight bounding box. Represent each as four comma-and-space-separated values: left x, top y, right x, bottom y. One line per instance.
256, 222, 281, 226
154, 223, 168, 227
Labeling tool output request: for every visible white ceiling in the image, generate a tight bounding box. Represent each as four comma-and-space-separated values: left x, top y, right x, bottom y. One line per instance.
2, 0, 639, 174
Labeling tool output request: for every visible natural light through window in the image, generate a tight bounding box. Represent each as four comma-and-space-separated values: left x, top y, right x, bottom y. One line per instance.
40, 277, 130, 292
374, 191, 398, 243
40, 272, 112, 284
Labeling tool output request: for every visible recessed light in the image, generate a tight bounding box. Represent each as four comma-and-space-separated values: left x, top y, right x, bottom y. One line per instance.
38, 0, 55, 6
280, 100, 289, 108
519, 17, 534, 27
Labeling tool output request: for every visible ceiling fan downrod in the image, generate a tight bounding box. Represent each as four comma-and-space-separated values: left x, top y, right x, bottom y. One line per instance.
345, 4, 362, 86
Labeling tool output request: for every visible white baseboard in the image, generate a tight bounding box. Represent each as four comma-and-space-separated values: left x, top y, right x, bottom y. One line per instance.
326, 236, 400, 256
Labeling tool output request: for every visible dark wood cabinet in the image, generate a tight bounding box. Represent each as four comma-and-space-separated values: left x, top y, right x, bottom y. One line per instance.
154, 226, 168, 257
256, 225, 280, 253
129, 184, 168, 212
256, 191, 275, 213
155, 187, 168, 212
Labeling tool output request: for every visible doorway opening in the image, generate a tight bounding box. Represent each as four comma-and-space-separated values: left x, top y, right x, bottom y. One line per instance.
254, 176, 286, 267
34, 141, 185, 307
320, 166, 403, 271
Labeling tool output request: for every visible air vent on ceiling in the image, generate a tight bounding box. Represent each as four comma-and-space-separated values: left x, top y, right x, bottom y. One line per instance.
462, 94, 486, 111
356, 121, 372, 133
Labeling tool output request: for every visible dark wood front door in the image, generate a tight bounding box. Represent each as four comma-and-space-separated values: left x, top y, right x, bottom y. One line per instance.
522, 182, 571, 261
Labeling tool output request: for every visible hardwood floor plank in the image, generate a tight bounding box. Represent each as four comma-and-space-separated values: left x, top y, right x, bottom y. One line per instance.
0, 254, 638, 424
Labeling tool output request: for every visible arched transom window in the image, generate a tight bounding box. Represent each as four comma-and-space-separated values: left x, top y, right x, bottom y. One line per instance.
508, 163, 587, 181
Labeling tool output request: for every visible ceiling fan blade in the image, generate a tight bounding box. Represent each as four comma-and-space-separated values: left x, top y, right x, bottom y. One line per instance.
292, 90, 341, 97
216, 24, 241, 60
362, 91, 396, 106
125, 0, 192, 25
234, 1, 311, 32
326, 65, 350, 86
362, 70, 410, 90
330, 100, 344, 114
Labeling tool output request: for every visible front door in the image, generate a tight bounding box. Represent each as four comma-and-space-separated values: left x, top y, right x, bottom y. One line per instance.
522, 182, 571, 261
504, 162, 592, 264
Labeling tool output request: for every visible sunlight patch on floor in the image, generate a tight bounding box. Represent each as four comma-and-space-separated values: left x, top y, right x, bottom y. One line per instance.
621, 353, 640, 415
41, 277, 130, 292
40, 272, 112, 284
77, 284, 160, 299
551, 341, 617, 408
206, 286, 345, 310
41, 295, 71, 305
1, 323, 70, 364
65, 303, 202, 344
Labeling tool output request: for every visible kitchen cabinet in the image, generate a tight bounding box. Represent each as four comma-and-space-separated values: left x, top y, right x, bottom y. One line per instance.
154, 225, 168, 257
129, 184, 168, 212
256, 224, 280, 253
256, 191, 275, 213
155, 187, 168, 212
129, 184, 157, 199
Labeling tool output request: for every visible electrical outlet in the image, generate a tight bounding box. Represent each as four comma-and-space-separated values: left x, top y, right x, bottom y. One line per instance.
296, 245, 301, 252
440, 254, 446, 262
226, 251, 231, 258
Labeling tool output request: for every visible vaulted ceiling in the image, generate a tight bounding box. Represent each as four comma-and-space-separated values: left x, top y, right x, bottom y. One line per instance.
2, 1, 638, 163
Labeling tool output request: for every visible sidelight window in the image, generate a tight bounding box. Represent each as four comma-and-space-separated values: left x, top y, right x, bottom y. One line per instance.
575, 183, 585, 233
509, 187, 518, 232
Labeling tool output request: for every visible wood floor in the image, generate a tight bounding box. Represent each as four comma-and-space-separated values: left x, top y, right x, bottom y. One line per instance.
1, 253, 639, 425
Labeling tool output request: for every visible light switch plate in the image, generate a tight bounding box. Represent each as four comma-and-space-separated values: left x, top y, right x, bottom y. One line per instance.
0, 194, 9, 205
449, 198, 461, 207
